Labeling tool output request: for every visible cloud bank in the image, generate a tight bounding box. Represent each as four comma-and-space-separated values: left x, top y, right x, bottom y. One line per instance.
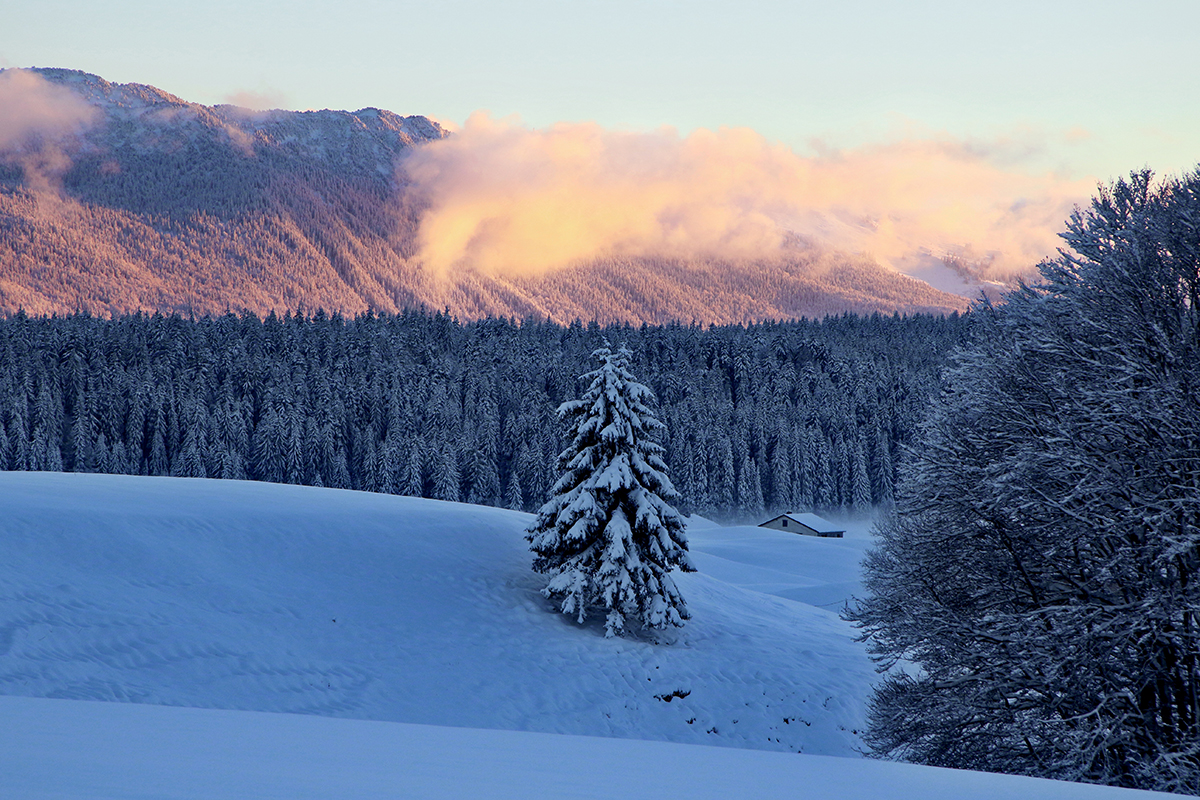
0, 69, 98, 191
401, 113, 1093, 289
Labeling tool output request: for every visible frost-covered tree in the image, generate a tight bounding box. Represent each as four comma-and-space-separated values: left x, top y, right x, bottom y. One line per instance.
526, 342, 695, 638
848, 170, 1200, 793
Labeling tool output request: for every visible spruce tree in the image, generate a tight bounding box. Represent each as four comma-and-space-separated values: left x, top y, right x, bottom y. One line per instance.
526, 342, 695, 638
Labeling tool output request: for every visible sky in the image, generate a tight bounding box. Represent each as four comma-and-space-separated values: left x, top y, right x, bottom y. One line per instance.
4, 1, 1199, 291
5, 0, 1198, 181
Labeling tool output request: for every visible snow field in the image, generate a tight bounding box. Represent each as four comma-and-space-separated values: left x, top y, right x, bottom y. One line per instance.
0, 473, 1178, 798
0, 472, 872, 755
5, 695, 1169, 800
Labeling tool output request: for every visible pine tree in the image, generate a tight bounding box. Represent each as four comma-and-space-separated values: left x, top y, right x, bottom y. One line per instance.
30, 383, 63, 472
503, 469, 524, 511
526, 342, 695, 638
851, 436, 872, 513
710, 435, 735, 514
402, 437, 424, 497
433, 438, 461, 502
0, 420, 10, 471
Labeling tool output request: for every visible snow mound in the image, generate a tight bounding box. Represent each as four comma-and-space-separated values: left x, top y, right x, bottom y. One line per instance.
0, 472, 873, 756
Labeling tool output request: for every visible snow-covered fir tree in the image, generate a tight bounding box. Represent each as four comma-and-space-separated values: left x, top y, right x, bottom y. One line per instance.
526, 342, 695, 638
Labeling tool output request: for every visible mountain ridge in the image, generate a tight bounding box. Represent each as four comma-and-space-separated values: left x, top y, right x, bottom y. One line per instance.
0, 68, 970, 322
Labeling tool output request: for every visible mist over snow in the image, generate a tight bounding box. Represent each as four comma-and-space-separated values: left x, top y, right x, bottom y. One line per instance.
0, 69, 97, 149
221, 87, 290, 112
0, 68, 98, 192
0, 69, 1099, 296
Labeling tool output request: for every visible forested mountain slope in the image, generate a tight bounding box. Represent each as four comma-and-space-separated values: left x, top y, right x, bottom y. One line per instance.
0, 68, 445, 317
0, 69, 968, 323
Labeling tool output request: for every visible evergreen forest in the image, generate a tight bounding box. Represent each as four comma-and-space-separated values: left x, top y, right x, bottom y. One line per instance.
0, 308, 967, 521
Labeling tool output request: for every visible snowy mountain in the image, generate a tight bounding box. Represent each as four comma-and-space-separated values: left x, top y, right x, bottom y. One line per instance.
0, 68, 969, 323
25, 68, 445, 179
0, 472, 1170, 798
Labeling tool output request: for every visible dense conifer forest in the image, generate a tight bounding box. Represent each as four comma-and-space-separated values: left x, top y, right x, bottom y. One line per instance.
0, 309, 967, 520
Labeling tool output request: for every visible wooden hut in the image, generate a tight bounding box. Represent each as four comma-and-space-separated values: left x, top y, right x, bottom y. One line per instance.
758, 512, 845, 538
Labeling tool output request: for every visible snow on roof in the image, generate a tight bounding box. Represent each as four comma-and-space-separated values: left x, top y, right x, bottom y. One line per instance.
762, 512, 845, 534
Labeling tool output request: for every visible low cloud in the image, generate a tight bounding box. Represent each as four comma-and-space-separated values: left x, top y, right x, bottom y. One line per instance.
222, 88, 289, 111
401, 113, 1093, 288
1064, 126, 1092, 144
0, 68, 98, 192
424, 114, 461, 134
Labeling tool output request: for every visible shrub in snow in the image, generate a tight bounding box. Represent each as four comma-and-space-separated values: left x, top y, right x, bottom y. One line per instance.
847, 170, 1200, 793
526, 342, 695, 638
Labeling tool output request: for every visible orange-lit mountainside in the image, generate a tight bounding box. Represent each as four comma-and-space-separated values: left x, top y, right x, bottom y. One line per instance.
0, 69, 968, 323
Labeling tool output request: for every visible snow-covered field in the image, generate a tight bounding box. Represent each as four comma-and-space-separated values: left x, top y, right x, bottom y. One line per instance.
6, 695, 1164, 800
0, 473, 1171, 798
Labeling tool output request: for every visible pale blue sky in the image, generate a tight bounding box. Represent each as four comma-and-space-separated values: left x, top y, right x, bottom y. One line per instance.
5, 0, 1199, 180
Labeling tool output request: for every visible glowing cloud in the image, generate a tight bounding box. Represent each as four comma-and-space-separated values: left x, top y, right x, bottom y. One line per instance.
401, 113, 1093, 287
0, 68, 97, 150
0, 68, 98, 191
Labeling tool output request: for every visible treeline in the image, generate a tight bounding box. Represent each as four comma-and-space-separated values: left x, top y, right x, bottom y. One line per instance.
0, 309, 968, 520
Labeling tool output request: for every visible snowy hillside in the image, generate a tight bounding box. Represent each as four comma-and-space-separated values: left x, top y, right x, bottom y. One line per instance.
0, 472, 873, 756
0, 473, 1175, 798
